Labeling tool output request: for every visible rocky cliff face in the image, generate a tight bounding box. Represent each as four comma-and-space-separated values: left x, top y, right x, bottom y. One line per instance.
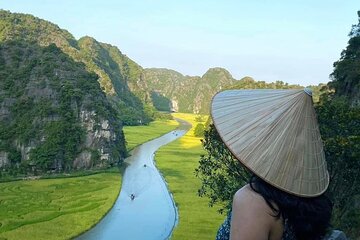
0, 41, 126, 172
73, 110, 119, 169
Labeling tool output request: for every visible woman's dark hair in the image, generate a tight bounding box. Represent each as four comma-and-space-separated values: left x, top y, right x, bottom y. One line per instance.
249, 175, 333, 240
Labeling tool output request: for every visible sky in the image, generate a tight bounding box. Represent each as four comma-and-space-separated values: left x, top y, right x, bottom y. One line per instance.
1, 0, 359, 86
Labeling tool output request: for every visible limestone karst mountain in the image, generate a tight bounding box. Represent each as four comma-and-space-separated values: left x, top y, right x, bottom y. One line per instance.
0, 10, 151, 126
0, 41, 126, 171
143, 67, 237, 113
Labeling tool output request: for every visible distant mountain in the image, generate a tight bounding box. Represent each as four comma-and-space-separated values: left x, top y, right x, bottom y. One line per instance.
0, 10, 151, 125
143, 67, 237, 113
142, 68, 303, 114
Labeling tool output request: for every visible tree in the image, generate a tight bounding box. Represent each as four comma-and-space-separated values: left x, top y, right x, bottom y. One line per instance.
195, 115, 205, 122
329, 11, 360, 105
193, 123, 205, 137
316, 86, 360, 238
195, 124, 250, 213
320, 12, 360, 237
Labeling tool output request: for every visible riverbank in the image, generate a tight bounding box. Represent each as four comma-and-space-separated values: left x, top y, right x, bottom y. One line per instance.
123, 119, 179, 151
156, 113, 224, 239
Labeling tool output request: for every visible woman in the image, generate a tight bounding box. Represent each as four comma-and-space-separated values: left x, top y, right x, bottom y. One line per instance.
211, 89, 333, 240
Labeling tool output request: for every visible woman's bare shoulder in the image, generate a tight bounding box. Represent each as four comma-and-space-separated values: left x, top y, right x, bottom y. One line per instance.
233, 184, 270, 210
230, 185, 275, 240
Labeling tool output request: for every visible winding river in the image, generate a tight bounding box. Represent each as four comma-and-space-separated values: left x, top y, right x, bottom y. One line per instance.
77, 121, 190, 240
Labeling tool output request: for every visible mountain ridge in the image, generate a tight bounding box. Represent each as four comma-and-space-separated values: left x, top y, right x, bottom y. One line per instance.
0, 10, 152, 125
142, 67, 302, 113
0, 10, 303, 174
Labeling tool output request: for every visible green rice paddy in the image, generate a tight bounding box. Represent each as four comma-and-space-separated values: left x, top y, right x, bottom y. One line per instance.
0, 170, 122, 240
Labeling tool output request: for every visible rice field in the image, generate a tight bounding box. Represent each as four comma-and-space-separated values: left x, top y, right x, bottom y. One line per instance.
0, 170, 122, 240
155, 113, 224, 240
123, 119, 179, 151
0, 116, 219, 240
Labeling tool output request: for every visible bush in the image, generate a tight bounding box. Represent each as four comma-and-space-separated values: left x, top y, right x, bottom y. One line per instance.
315, 95, 360, 236
194, 123, 205, 137
195, 124, 250, 213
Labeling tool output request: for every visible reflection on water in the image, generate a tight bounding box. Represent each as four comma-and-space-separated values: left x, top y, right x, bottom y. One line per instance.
77, 128, 188, 240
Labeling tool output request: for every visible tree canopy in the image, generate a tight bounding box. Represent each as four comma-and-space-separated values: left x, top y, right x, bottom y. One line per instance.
329, 11, 360, 105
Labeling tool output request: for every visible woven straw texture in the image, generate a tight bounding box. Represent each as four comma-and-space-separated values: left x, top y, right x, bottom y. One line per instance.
211, 89, 329, 197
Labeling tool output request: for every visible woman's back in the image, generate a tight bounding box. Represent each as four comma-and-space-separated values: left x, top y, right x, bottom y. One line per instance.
216, 177, 332, 240
216, 185, 297, 240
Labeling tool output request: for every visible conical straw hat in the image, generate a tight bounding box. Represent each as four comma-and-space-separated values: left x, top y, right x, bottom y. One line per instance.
211, 89, 329, 197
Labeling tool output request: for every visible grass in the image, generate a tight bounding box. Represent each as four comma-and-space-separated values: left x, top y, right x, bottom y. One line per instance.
123, 119, 179, 151
0, 116, 219, 240
155, 113, 224, 240
0, 168, 123, 240
0, 118, 178, 240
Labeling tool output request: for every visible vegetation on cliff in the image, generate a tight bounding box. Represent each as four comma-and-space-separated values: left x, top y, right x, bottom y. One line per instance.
143, 68, 303, 114
329, 11, 360, 105
0, 10, 152, 125
314, 11, 360, 237
143, 67, 236, 114
0, 40, 126, 174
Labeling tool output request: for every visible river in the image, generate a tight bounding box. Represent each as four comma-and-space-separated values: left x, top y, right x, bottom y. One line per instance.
77, 121, 190, 240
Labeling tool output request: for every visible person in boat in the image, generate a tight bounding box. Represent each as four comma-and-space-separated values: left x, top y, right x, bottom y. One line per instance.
212, 89, 332, 240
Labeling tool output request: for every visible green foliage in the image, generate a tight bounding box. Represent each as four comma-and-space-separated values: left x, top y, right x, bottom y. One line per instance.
195, 124, 250, 213
228, 77, 302, 90
204, 116, 212, 129
195, 115, 205, 122
306, 84, 327, 103
150, 91, 171, 111
193, 123, 205, 137
8, 149, 21, 165
29, 121, 85, 171
77, 37, 152, 125
0, 40, 126, 174
317, 12, 360, 237
90, 149, 101, 166
153, 111, 173, 120
0, 10, 153, 127
329, 12, 360, 104
316, 94, 360, 237
116, 101, 149, 126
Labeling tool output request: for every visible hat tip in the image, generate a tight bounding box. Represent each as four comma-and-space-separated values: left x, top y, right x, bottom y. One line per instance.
304, 87, 312, 96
